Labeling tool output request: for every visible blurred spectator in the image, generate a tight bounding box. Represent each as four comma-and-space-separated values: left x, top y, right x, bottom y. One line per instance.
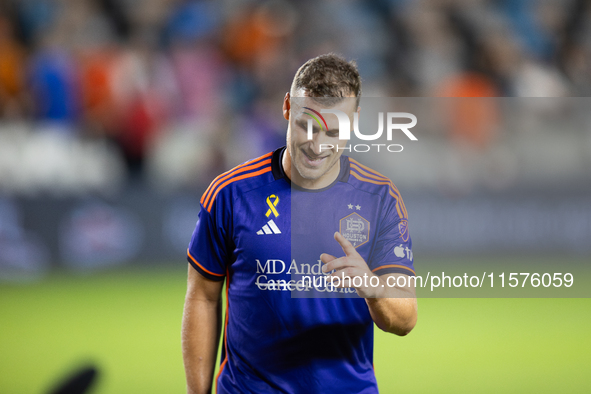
110, 32, 178, 177
437, 73, 499, 150
79, 45, 119, 134
0, 0, 589, 193
0, 16, 28, 119
222, 3, 284, 69
13, 0, 58, 47
27, 19, 81, 125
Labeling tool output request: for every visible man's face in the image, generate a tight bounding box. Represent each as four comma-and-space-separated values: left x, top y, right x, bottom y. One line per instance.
286, 96, 357, 186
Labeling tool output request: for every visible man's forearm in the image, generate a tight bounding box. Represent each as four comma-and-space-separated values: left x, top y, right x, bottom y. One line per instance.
366, 296, 417, 336
182, 296, 222, 394
365, 274, 417, 336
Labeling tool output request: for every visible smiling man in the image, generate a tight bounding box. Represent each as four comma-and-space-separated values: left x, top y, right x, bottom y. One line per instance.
283, 95, 353, 189
182, 54, 417, 394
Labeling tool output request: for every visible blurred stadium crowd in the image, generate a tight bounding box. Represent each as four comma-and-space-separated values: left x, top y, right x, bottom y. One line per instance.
1, 0, 590, 274
0, 0, 590, 195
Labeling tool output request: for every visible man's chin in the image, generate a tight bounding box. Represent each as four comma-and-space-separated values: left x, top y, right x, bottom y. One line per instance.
292, 163, 325, 181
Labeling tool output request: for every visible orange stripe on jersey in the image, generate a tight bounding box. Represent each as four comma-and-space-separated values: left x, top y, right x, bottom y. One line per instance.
372, 264, 416, 276
388, 188, 408, 219
388, 181, 408, 219
187, 249, 225, 277
202, 158, 272, 209
349, 158, 390, 179
206, 166, 272, 212
215, 358, 227, 394
349, 160, 408, 218
350, 162, 400, 197
349, 163, 387, 182
216, 268, 230, 394
201, 152, 273, 206
349, 170, 404, 219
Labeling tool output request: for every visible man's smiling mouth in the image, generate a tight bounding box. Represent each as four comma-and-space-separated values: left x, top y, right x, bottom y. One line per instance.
301, 150, 329, 166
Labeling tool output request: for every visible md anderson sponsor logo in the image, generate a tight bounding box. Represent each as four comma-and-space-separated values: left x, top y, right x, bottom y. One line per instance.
254, 258, 356, 293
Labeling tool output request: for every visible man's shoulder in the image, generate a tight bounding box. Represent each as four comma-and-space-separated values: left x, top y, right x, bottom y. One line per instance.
199, 151, 277, 212
346, 157, 409, 219
346, 157, 399, 195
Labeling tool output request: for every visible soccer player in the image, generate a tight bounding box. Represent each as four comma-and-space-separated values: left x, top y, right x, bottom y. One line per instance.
182, 54, 417, 394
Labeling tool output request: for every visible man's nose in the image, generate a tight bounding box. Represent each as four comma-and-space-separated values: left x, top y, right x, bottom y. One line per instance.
309, 132, 332, 155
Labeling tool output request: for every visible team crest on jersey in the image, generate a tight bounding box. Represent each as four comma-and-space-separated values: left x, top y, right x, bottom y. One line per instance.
398, 220, 409, 242
339, 212, 370, 248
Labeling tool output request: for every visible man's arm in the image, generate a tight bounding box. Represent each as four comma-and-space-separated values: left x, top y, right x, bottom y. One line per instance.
364, 274, 417, 336
182, 264, 224, 394
321, 232, 417, 336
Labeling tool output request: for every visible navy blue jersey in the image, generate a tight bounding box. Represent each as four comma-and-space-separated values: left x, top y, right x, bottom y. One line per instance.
188, 147, 414, 393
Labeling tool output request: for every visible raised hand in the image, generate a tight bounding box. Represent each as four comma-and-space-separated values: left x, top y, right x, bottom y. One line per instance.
320, 231, 382, 298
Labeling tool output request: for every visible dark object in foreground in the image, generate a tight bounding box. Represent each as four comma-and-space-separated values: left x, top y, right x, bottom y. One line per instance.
48, 365, 98, 394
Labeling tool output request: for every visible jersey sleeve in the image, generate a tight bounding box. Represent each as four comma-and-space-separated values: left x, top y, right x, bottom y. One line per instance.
368, 191, 415, 277
187, 195, 231, 281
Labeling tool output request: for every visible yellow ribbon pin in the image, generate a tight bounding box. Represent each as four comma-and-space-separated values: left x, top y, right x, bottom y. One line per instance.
265, 195, 280, 217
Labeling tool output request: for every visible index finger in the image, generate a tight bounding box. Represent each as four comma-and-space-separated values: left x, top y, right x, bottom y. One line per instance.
334, 232, 359, 257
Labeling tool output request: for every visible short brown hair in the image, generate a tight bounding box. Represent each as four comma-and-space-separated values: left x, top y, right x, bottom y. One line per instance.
290, 53, 362, 107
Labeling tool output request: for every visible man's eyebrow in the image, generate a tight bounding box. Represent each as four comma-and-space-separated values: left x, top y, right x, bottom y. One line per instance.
296, 118, 319, 129
296, 119, 339, 134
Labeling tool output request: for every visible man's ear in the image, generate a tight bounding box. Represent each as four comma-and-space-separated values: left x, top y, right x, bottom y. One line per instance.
283, 92, 290, 120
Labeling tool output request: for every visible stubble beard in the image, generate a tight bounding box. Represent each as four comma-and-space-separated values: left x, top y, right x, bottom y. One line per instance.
292, 148, 339, 181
